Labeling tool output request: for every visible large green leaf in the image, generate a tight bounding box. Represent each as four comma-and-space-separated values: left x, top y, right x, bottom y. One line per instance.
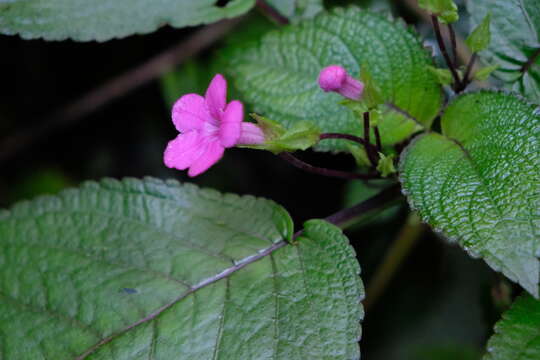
0, 177, 364, 359
0, 0, 255, 41
399, 91, 540, 296
484, 294, 540, 360
467, 0, 540, 102
266, 0, 323, 23
226, 7, 442, 151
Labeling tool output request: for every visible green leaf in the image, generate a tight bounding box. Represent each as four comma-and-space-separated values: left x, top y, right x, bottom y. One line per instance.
377, 152, 396, 178
0, 0, 255, 41
484, 294, 540, 360
226, 7, 442, 152
0, 177, 364, 359
266, 0, 323, 23
465, 12, 491, 53
467, 0, 540, 102
399, 91, 540, 296
427, 65, 453, 85
473, 64, 500, 81
418, 0, 459, 24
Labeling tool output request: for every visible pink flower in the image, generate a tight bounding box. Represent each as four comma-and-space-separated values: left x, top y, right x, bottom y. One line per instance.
318, 65, 364, 100
164, 74, 264, 177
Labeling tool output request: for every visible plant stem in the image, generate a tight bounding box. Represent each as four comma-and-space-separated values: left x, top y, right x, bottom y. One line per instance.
319, 133, 370, 147
458, 53, 477, 92
363, 212, 424, 310
521, 48, 540, 73
374, 126, 382, 152
431, 15, 462, 89
363, 112, 379, 167
449, 23, 458, 67
255, 0, 290, 25
293, 184, 401, 239
279, 152, 379, 180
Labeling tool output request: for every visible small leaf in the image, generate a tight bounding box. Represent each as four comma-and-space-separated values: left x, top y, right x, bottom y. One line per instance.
0, 178, 365, 359
377, 152, 396, 177
465, 12, 491, 53
400, 91, 540, 296
418, 0, 459, 24
347, 144, 372, 167
473, 64, 500, 81
427, 65, 453, 85
360, 66, 385, 109
227, 7, 442, 151
0, 0, 255, 41
484, 294, 540, 360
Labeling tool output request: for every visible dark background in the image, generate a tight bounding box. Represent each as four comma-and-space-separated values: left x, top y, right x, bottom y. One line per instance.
0, 0, 508, 358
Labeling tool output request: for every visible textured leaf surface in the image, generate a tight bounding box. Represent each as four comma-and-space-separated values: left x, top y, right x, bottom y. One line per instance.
0, 0, 254, 41
227, 7, 442, 151
267, 0, 323, 23
467, 0, 540, 102
399, 91, 540, 296
484, 295, 540, 360
0, 177, 364, 359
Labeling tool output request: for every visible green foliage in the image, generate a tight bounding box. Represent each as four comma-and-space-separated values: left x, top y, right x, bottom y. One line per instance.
399, 91, 540, 296
376, 153, 396, 178
427, 65, 453, 85
473, 65, 500, 81
417, 0, 459, 24
226, 7, 442, 152
267, 0, 323, 23
0, 0, 255, 41
465, 12, 491, 53
0, 177, 365, 359
242, 114, 321, 153
467, 0, 540, 102
484, 295, 540, 360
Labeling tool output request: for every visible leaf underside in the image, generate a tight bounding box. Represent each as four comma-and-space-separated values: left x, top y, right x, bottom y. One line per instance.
266, 0, 323, 23
0, 177, 364, 359
399, 91, 540, 296
467, 0, 540, 102
0, 0, 255, 41
484, 295, 540, 360
226, 7, 442, 151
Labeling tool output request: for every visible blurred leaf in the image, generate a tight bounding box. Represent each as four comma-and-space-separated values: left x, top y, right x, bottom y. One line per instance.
267, 0, 323, 23
473, 64, 500, 81
400, 91, 540, 296
484, 294, 540, 360
0, 0, 255, 41
226, 7, 442, 152
376, 153, 396, 177
465, 12, 491, 53
467, 0, 540, 102
427, 65, 453, 85
418, 0, 459, 24
0, 177, 365, 359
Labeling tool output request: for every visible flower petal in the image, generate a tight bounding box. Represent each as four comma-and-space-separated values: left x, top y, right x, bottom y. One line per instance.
172, 94, 212, 132
219, 100, 243, 148
205, 74, 227, 120
163, 131, 204, 170
188, 140, 225, 177
238, 122, 265, 145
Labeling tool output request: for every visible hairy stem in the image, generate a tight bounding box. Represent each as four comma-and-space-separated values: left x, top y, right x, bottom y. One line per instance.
255, 0, 290, 25
521, 48, 540, 73
363, 212, 424, 309
279, 152, 379, 180
431, 15, 462, 89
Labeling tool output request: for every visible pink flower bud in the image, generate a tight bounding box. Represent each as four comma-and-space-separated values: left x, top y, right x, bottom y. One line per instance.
318, 65, 364, 100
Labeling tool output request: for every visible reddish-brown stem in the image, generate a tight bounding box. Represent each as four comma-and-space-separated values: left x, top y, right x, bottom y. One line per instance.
363, 112, 379, 167
457, 53, 477, 92
431, 15, 462, 89
449, 23, 458, 67
279, 152, 379, 180
521, 48, 540, 73
374, 126, 382, 152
